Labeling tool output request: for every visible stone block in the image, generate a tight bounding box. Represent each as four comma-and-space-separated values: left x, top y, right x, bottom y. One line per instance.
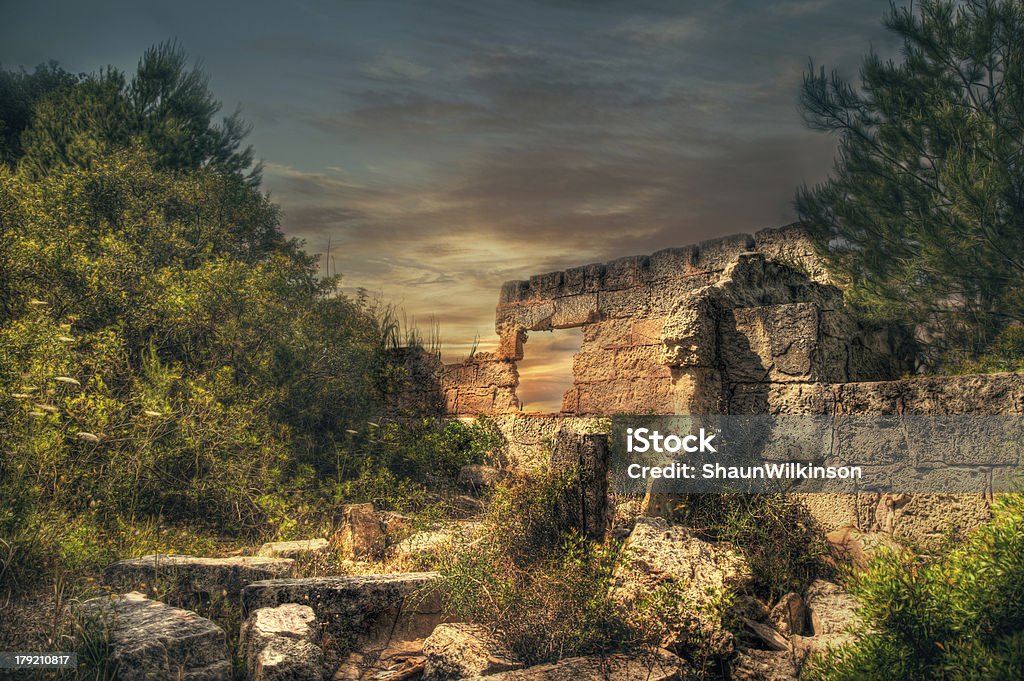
423, 623, 521, 680
334, 503, 385, 559
103, 555, 294, 602
499, 280, 531, 304
497, 301, 555, 331
550, 293, 598, 328
603, 256, 638, 290
597, 286, 650, 319
80, 592, 231, 680
256, 539, 329, 560
694, 233, 755, 270
551, 432, 611, 540
529, 270, 565, 299
646, 245, 697, 281
240, 603, 322, 681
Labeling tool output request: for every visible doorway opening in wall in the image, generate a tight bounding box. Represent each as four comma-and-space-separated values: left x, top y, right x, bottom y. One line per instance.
515, 327, 583, 414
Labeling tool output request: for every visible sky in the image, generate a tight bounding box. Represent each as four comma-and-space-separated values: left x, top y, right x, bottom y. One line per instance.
2, 0, 898, 411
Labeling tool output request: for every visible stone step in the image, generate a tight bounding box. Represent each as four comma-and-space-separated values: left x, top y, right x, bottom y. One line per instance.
104, 554, 295, 602
81, 591, 231, 680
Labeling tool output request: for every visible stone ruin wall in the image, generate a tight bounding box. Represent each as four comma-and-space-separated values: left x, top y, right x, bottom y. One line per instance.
400, 224, 1022, 544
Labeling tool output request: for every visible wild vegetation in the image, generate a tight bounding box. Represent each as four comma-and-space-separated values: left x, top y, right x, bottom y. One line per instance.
0, 45, 484, 633
798, 0, 1024, 370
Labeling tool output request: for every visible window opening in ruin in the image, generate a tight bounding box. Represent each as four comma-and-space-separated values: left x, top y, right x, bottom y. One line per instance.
515, 327, 583, 414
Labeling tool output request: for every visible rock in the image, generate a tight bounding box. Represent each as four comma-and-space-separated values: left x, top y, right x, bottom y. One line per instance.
612, 517, 751, 654
465, 648, 687, 680
550, 432, 611, 540
732, 595, 770, 622
379, 511, 413, 539
242, 573, 443, 651
769, 592, 806, 637
729, 649, 797, 681
253, 638, 325, 681
257, 539, 330, 560
80, 591, 231, 680
741, 617, 789, 652
804, 580, 858, 637
826, 526, 903, 570
458, 464, 506, 490
103, 554, 294, 602
335, 503, 386, 559
240, 603, 322, 681
423, 623, 521, 679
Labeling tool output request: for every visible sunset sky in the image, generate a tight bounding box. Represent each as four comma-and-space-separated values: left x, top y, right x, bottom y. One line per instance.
3, 0, 897, 411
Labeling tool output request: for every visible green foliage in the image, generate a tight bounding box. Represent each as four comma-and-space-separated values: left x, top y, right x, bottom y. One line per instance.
435, 470, 636, 665
807, 494, 1024, 680
0, 61, 77, 167
797, 0, 1024, 367
672, 493, 828, 600
944, 324, 1024, 374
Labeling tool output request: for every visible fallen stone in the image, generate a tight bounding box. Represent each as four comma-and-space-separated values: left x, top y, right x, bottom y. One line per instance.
804, 580, 858, 637
826, 526, 903, 570
103, 554, 294, 602
80, 591, 231, 680
458, 464, 506, 490
240, 603, 322, 681
729, 649, 797, 681
741, 617, 789, 652
464, 649, 687, 680
242, 573, 443, 651
612, 517, 751, 654
769, 592, 807, 637
257, 538, 330, 560
335, 504, 386, 559
423, 623, 521, 679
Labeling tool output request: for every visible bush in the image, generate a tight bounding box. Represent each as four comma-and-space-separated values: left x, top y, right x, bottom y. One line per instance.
670, 493, 828, 600
434, 470, 637, 664
806, 493, 1024, 680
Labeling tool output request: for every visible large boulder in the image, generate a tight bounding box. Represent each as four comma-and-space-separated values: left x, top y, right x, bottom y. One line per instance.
613, 517, 751, 654
769, 592, 807, 637
464, 649, 687, 680
103, 554, 294, 602
423, 623, 521, 679
334, 503, 386, 559
80, 592, 231, 680
240, 603, 324, 681
257, 538, 329, 560
804, 579, 858, 637
241, 572, 443, 652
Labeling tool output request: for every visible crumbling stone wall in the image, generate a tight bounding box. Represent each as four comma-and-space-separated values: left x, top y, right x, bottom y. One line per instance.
443, 223, 902, 417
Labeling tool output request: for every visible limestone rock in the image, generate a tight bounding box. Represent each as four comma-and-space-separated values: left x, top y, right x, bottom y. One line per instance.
769, 593, 807, 637
423, 623, 521, 679
825, 526, 903, 570
458, 464, 506, 490
240, 603, 322, 681
741, 617, 789, 652
103, 554, 294, 602
80, 591, 231, 680
252, 638, 325, 681
335, 503, 385, 559
729, 649, 798, 681
804, 580, 858, 637
465, 648, 687, 680
241, 573, 443, 650
612, 517, 751, 654
257, 539, 330, 560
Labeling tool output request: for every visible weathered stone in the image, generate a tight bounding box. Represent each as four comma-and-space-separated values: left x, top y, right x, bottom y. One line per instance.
103, 554, 294, 601
741, 617, 789, 651
241, 573, 443, 649
458, 464, 506, 490
252, 638, 324, 681
80, 592, 231, 680
240, 603, 322, 681
612, 517, 751, 654
769, 592, 807, 637
257, 539, 330, 560
804, 580, 858, 637
422, 623, 521, 679
334, 503, 385, 560
550, 432, 610, 540
467, 648, 687, 680
825, 527, 904, 570
729, 648, 798, 681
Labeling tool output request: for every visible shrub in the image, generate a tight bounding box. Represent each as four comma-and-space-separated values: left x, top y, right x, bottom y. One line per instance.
434, 470, 637, 664
671, 493, 828, 600
806, 493, 1024, 680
